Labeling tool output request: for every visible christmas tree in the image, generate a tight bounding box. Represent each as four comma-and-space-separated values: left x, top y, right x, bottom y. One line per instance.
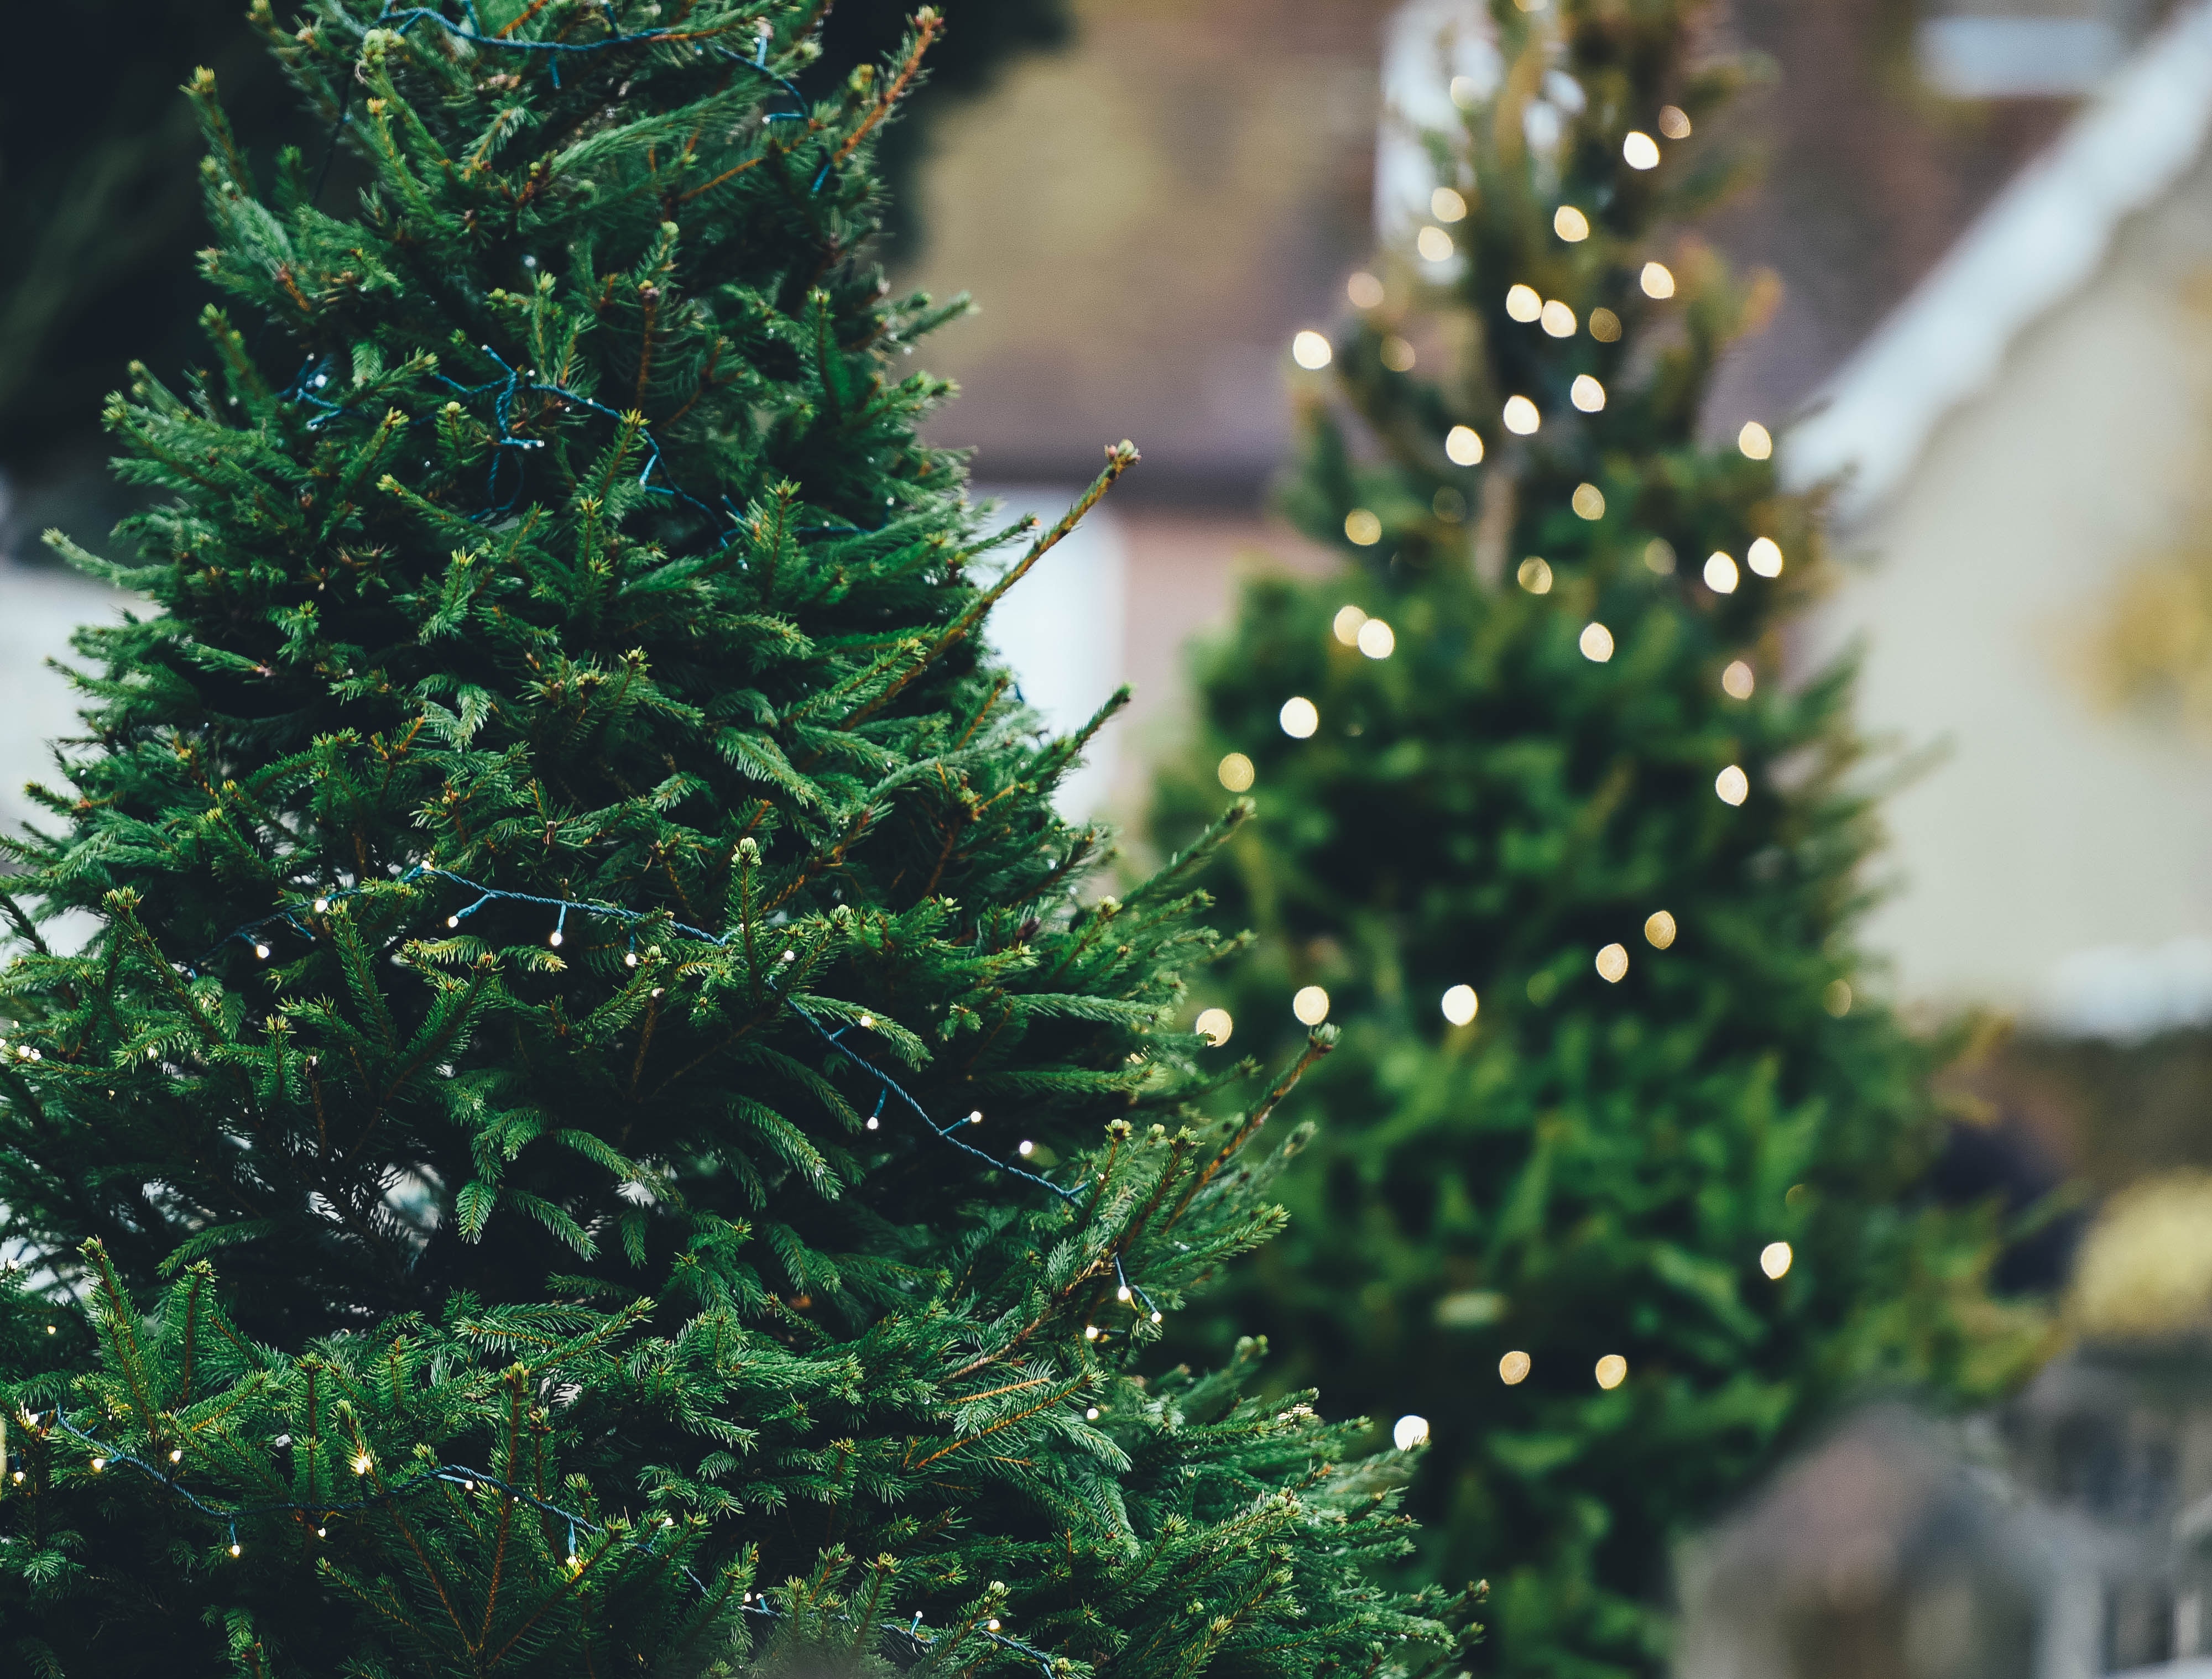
0, 5, 1473, 1675
1152, 4, 2051, 1675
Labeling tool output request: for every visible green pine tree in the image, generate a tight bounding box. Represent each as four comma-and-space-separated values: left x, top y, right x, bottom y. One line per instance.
0, 6, 1475, 1675
1152, 5, 2052, 1676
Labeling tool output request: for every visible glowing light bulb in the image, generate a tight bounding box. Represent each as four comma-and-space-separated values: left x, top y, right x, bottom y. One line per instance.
1579, 622, 1614, 662
1760, 1241, 1793, 1279
1723, 660, 1755, 699
968, 1110, 983, 1126
170, 1448, 184, 1463
1644, 538, 1677, 575
625, 951, 639, 967
1503, 395, 1540, 435
1086, 1406, 1100, 1420
254, 943, 271, 960
1291, 330, 1332, 370
1431, 186, 1468, 222
1590, 307, 1622, 342
1505, 284, 1542, 322
1595, 943, 1629, 982
1380, 335, 1416, 372
1747, 536, 1783, 577
1084, 1325, 1100, 1341
1595, 1354, 1628, 1389
1571, 375, 1605, 412
1217, 752, 1255, 792
353, 1453, 371, 1475
1416, 226, 1455, 262
1194, 1007, 1233, 1047
1644, 910, 1677, 949
1704, 551, 1739, 593
1553, 205, 1590, 242
1571, 483, 1605, 520
91, 1457, 105, 1471
858, 1013, 874, 1029
1739, 421, 1773, 459
1445, 425, 1484, 465
1499, 1351, 1531, 1384
1292, 985, 1331, 1026
1392, 1414, 1431, 1450
1332, 604, 1369, 645
548, 929, 564, 948
1715, 765, 1749, 806
988, 1619, 1003, 1633
1540, 299, 1576, 337
314, 897, 329, 913
1517, 557, 1553, 594
1441, 985, 1478, 1026
1659, 104, 1692, 138
1117, 1285, 1131, 1302
1018, 1139, 1035, 1156
447, 915, 461, 928
1344, 508, 1383, 546
1151, 1311, 1162, 1324
1641, 261, 1675, 299
1279, 697, 1319, 739
1357, 618, 1395, 659
1347, 271, 1385, 309
866, 1115, 880, 1131
1623, 130, 1661, 170
230, 1541, 242, 1557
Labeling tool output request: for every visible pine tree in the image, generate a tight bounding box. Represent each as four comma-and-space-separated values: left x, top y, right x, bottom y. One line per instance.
1151, 5, 2051, 1675
0, 6, 1474, 1675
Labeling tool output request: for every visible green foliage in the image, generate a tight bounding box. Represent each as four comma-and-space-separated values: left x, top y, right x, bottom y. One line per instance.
1151, 4, 2053, 1675
0, 5, 1473, 1675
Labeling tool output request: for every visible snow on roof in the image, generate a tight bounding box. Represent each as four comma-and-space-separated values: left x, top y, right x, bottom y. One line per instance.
1781, 0, 2212, 523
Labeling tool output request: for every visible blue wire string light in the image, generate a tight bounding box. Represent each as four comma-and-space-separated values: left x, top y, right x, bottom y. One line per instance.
23, 1404, 1066, 1676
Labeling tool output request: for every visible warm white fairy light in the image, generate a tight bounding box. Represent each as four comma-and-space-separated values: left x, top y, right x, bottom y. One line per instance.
1503, 395, 1540, 435
1760, 1241, 1794, 1279
1739, 421, 1773, 459
1553, 206, 1590, 242
1595, 943, 1629, 982
1333, 604, 1368, 644
1506, 284, 1542, 322
1445, 425, 1484, 465
1348, 271, 1385, 308
1499, 1351, 1532, 1385
1357, 619, 1395, 660
353, 1452, 372, 1475
1279, 697, 1319, 739
1018, 1139, 1035, 1156
1571, 375, 1605, 412
1344, 508, 1383, 546
1392, 1415, 1431, 1450
1644, 910, 1677, 949
1381, 335, 1416, 372
1590, 306, 1621, 342
968, 1110, 984, 1126
1416, 226, 1455, 262
1572, 483, 1605, 519
1722, 660, 1755, 699
1715, 765, 1749, 805
1517, 557, 1553, 594
1594, 1354, 1628, 1389
1217, 752, 1255, 792
1441, 984, 1479, 1026
254, 943, 271, 960
1747, 536, 1783, 577
1291, 330, 1332, 370
1704, 551, 1739, 593
1644, 538, 1677, 575
1640, 261, 1675, 298
1579, 622, 1614, 662
1541, 299, 1576, 337
1623, 130, 1661, 169
1659, 104, 1692, 138
1431, 186, 1468, 222
1194, 1007, 1233, 1047
1292, 986, 1331, 1026
1824, 979, 1854, 1017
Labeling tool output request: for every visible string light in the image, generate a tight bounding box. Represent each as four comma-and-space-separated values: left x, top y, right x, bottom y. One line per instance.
1441, 985, 1479, 1026
1760, 1242, 1794, 1279
1417, 227, 1455, 262
1590, 307, 1621, 342
1505, 284, 1542, 322
1571, 483, 1605, 519
1722, 660, 1755, 699
1194, 1007, 1234, 1047
1217, 752, 1255, 792
1347, 271, 1386, 309
1623, 131, 1661, 170
1392, 1415, 1431, 1450
1571, 375, 1605, 412
1381, 336, 1417, 372
1431, 186, 1468, 222
1292, 986, 1331, 1026
1333, 604, 1369, 644
1644, 538, 1677, 575
1446, 425, 1485, 465
1357, 619, 1395, 659
1499, 1351, 1531, 1384
1738, 421, 1773, 460
1344, 509, 1383, 546
1540, 300, 1576, 337
1704, 552, 1739, 593
1553, 206, 1590, 242
1503, 396, 1540, 435
1018, 1139, 1036, 1156
1291, 330, 1332, 370
1279, 697, 1319, 739
1640, 261, 1676, 299
1659, 104, 1693, 138
1579, 623, 1614, 662
1595, 943, 1629, 983
1517, 557, 1553, 594
1644, 911, 1676, 949
1824, 979, 1854, 1017
1595, 1354, 1628, 1389
1715, 765, 1750, 805
1747, 536, 1784, 576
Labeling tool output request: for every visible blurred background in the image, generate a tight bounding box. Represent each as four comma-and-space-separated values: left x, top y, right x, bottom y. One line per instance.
17, 0, 2212, 1671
